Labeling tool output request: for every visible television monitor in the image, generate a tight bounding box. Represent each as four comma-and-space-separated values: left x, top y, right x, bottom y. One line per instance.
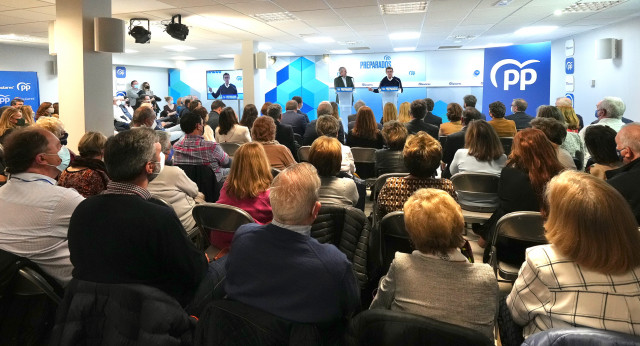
206, 70, 244, 100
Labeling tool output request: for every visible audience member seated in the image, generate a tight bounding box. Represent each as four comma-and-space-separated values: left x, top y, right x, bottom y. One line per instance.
580, 97, 627, 162
478, 129, 564, 262
266, 103, 298, 160
309, 136, 358, 207
439, 102, 463, 136
251, 116, 295, 170
239, 103, 258, 132
377, 131, 456, 218
505, 98, 534, 130
536, 105, 584, 167
35, 116, 72, 173
584, 125, 623, 179
404, 99, 438, 138
450, 120, 507, 208
260, 102, 271, 116
280, 100, 309, 137
131, 104, 189, 143
0, 107, 26, 144
555, 98, 581, 133
225, 163, 360, 323
371, 188, 497, 340
317, 115, 355, 175
375, 121, 408, 175
507, 171, 640, 339
207, 100, 225, 130
530, 117, 576, 169
0, 127, 84, 286
68, 128, 207, 307
382, 102, 398, 124
442, 107, 484, 176
305, 101, 346, 145
19, 105, 36, 126
423, 98, 442, 128
347, 100, 366, 123
58, 132, 110, 198
607, 123, 640, 224
35, 101, 54, 120
346, 106, 384, 149
113, 96, 131, 132
173, 112, 231, 182
556, 96, 584, 129
397, 101, 411, 124
147, 131, 203, 232
215, 107, 251, 143
192, 106, 215, 142
487, 101, 516, 137
158, 96, 178, 126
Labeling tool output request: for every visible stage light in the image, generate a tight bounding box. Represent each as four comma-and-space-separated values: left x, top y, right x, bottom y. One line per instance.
165, 15, 189, 41
128, 18, 151, 44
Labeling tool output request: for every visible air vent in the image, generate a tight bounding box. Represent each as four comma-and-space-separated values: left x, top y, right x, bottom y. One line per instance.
561, 0, 627, 13
438, 45, 462, 49
347, 46, 371, 50
251, 12, 298, 22
380, 1, 428, 14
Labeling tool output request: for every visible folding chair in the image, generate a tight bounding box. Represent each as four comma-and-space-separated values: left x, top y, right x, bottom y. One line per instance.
219, 142, 241, 157
450, 172, 500, 224
298, 146, 311, 162
351, 147, 377, 180
192, 203, 254, 258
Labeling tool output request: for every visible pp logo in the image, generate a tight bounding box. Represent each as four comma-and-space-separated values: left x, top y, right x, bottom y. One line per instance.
0, 95, 10, 104
236, 76, 242, 81
383, 55, 391, 61
115, 66, 127, 78
17, 82, 31, 92
409, 71, 415, 76
490, 59, 539, 91
565, 58, 574, 75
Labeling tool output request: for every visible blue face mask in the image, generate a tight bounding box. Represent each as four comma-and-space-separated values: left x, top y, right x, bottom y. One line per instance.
57, 146, 71, 172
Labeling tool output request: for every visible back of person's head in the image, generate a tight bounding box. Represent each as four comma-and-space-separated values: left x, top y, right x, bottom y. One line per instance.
463, 95, 477, 108
584, 125, 619, 165
316, 101, 333, 117
465, 120, 503, 161
557, 105, 580, 130
270, 162, 321, 225
316, 115, 339, 138
555, 97, 572, 108
383, 102, 398, 123
446, 103, 463, 122
530, 117, 567, 146
218, 107, 238, 135
536, 105, 565, 124
513, 98, 527, 112
616, 123, 640, 158
261, 102, 272, 116
403, 131, 441, 177
599, 96, 625, 119
330, 102, 340, 119
0, 107, 23, 136
424, 98, 434, 112
78, 132, 108, 158
488, 101, 506, 118
164, 96, 173, 103
409, 99, 426, 119
404, 188, 464, 255
35, 116, 65, 138
20, 105, 35, 126
10, 98, 24, 106
211, 100, 225, 112
398, 102, 411, 123
381, 120, 408, 150
179, 111, 202, 134
188, 99, 202, 112
226, 142, 272, 200
192, 106, 209, 123
184, 99, 191, 108
104, 128, 157, 182
3, 127, 51, 174
155, 130, 171, 155
251, 115, 276, 142
354, 100, 365, 112
545, 171, 640, 274
461, 106, 482, 125
266, 103, 282, 121
240, 104, 259, 129
354, 106, 379, 140
309, 136, 342, 177
507, 128, 564, 202
132, 106, 156, 127
35, 102, 53, 119
292, 96, 302, 107
285, 100, 298, 111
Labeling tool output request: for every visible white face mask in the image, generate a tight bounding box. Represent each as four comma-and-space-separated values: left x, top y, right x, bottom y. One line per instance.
116, 100, 122, 106
48, 107, 55, 114
148, 152, 165, 182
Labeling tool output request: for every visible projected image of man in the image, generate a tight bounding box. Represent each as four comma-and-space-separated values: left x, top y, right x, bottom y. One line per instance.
208, 73, 237, 99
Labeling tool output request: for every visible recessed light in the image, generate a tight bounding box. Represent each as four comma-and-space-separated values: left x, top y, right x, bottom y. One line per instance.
380, 1, 427, 15
0, 34, 48, 44
554, 9, 563, 15
251, 12, 298, 22
258, 43, 271, 50
561, 0, 627, 13
330, 49, 352, 54
303, 36, 335, 44
125, 49, 138, 53
494, 0, 513, 6
170, 56, 195, 60
389, 32, 420, 40
271, 52, 295, 56
163, 45, 196, 52
219, 54, 236, 58
514, 26, 558, 36
393, 47, 416, 52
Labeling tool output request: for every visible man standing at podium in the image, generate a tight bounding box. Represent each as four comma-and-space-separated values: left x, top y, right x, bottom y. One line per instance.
334, 67, 354, 103
368, 66, 403, 93
208, 73, 237, 99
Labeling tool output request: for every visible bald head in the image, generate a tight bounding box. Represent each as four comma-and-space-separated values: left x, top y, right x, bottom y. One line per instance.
616, 123, 640, 164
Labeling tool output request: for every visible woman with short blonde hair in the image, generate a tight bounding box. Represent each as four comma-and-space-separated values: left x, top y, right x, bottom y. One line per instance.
58, 132, 110, 198
251, 116, 295, 170
397, 102, 411, 124
308, 136, 358, 206
507, 170, 640, 339
382, 102, 397, 124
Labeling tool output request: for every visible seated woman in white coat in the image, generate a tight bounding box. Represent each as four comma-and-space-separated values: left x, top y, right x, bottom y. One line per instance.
214, 107, 251, 143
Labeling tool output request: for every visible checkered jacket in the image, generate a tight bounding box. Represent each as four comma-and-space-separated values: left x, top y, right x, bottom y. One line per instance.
172, 134, 230, 181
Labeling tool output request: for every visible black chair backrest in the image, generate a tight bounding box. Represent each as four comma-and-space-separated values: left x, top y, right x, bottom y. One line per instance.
379, 211, 412, 274
438, 135, 447, 147
500, 137, 513, 156
347, 309, 493, 346
522, 327, 640, 346
177, 164, 221, 202
219, 142, 241, 157
298, 146, 311, 162
450, 172, 500, 212
14, 267, 62, 304
351, 147, 377, 179
192, 203, 254, 235
293, 133, 303, 145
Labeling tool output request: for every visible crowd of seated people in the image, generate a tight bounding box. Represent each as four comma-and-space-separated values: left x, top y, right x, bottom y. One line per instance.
1, 93, 640, 344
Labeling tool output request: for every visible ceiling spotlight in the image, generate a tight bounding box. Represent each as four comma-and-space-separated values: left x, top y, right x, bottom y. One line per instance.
128, 18, 151, 44
322, 54, 330, 62
269, 56, 277, 64
165, 15, 189, 41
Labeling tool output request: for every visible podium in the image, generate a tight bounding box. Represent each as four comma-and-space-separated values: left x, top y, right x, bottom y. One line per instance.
336, 87, 354, 126
380, 86, 399, 108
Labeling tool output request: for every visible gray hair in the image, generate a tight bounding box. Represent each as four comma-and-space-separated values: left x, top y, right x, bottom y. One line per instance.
285, 100, 298, 111
316, 115, 339, 138
338, 66, 346, 73
600, 96, 625, 119
316, 101, 333, 117
618, 122, 640, 154
155, 130, 171, 153
354, 100, 365, 112
105, 128, 157, 182
270, 162, 320, 224
266, 103, 282, 121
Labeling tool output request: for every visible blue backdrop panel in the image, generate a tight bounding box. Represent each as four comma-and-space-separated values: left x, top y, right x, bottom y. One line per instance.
0, 71, 40, 109
482, 42, 551, 117
168, 69, 201, 102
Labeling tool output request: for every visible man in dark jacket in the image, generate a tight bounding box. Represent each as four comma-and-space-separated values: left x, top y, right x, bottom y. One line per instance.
423, 98, 442, 128
405, 99, 438, 139
280, 100, 309, 137
207, 100, 225, 130
267, 103, 299, 160
506, 98, 534, 130
303, 101, 345, 145
607, 123, 640, 223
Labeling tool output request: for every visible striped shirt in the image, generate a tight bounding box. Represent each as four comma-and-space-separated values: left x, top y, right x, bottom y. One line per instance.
172, 134, 230, 181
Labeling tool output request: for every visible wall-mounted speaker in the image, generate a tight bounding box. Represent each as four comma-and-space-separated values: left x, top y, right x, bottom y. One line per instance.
94, 17, 125, 53
49, 59, 57, 76
595, 38, 619, 59
255, 51, 268, 69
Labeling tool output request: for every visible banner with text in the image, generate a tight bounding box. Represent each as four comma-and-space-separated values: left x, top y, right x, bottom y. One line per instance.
0, 71, 40, 109
481, 42, 550, 117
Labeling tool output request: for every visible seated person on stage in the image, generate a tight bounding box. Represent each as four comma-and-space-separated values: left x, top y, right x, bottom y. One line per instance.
173, 112, 231, 183
251, 116, 295, 170
225, 163, 361, 323
507, 171, 640, 339
214, 107, 251, 144
0, 127, 85, 286
487, 101, 517, 138
68, 128, 208, 307
58, 131, 110, 198
439, 102, 463, 136
309, 136, 358, 207
316, 115, 355, 175
346, 106, 384, 149
377, 131, 456, 219
375, 121, 408, 175
371, 188, 498, 340
147, 131, 204, 232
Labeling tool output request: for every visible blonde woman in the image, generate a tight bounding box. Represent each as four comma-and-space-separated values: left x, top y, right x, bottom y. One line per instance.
20, 105, 36, 126
397, 102, 411, 123
507, 171, 640, 339
555, 97, 580, 132
0, 107, 25, 144
382, 102, 397, 124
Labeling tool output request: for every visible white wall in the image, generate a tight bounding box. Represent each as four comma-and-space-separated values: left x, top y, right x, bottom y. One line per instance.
551, 16, 640, 123
0, 43, 59, 103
